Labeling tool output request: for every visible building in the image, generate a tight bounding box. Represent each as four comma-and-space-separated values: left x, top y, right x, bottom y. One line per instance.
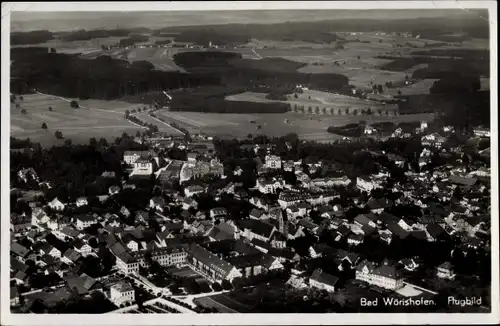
76, 215, 98, 230
131, 156, 154, 176
11, 213, 31, 233
364, 125, 377, 135
187, 244, 242, 283
115, 252, 140, 274
278, 190, 310, 208
436, 262, 455, 280
257, 176, 285, 194
473, 127, 490, 138
309, 268, 339, 293
76, 197, 88, 207
356, 176, 380, 192
421, 133, 446, 148
355, 259, 404, 290
110, 282, 135, 306
185, 185, 205, 197
123, 151, 152, 165
265, 155, 282, 169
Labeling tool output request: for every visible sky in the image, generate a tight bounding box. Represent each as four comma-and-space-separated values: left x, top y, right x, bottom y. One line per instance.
10, 9, 487, 32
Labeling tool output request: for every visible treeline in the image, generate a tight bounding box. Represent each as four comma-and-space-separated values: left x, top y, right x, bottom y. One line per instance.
10, 48, 220, 99
11, 30, 53, 45
119, 35, 150, 47
58, 28, 132, 41
411, 49, 489, 60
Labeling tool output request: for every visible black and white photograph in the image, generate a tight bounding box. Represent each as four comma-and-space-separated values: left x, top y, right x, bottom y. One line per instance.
1, 1, 498, 325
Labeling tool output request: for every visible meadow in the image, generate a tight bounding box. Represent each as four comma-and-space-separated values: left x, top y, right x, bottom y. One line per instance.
10, 93, 147, 146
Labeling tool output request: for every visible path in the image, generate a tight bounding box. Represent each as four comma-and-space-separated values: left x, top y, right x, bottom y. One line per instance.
252, 48, 263, 59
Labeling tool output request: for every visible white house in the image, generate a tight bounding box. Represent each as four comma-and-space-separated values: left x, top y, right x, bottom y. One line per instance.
48, 197, 65, 211
185, 185, 204, 197
123, 151, 151, 165
356, 176, 380, 192
436, 262, 455, 280
76, 215, 98, 230
110, 282, 135, 306
364, 125, 377, 135
76, 197, 88, 207
131, 157, 153, 176
355, 260, 404, 290
265, 155, 282, 169
473, 127, 490, 138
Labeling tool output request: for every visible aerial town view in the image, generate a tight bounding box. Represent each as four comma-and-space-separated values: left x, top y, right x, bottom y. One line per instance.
4, 4, 496, 320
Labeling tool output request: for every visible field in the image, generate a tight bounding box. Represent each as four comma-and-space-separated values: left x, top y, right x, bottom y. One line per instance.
157, 108, 434, 141
10, 93, 148, 146
226, 89, 393, 113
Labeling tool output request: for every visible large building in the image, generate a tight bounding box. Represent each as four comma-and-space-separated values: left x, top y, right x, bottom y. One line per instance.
355, 259, 404, 290
110, 282, 135, 306
265, 155, 282, 169
187, 244, 242, 283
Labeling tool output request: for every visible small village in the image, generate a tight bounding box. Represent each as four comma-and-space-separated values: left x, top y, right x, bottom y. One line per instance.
9, 120, 491, 314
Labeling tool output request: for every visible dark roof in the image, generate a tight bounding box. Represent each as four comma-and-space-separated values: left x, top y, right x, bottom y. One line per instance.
371, 261, 403, 279
386, 222, 409, 239
426, 223, 446, 238
241, 220, 276, 238
411, 230, 428, 240
367, 197, 393, 210
188, 244, 235, 276
11, 242, 30, 257
449, 175, 477, 187
226, 253, 265, 268
311, 268, 339, 287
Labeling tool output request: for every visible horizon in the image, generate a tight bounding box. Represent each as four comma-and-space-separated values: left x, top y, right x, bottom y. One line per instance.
10, 9, 489, 32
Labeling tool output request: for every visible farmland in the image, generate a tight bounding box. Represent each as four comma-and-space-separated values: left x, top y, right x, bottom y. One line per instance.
157, 108, 434, 141
226, 89, 393, 114
10, 93, 150, 146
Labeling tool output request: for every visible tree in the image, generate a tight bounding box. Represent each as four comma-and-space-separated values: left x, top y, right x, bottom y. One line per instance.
70, 100, 79, 109
125, 110, 130, 118
64, 139, 72, 146
397, 90, 402, 96
315, 107, 320, 114
294, 93, 298, 99
89, 137, 98, 146
55, 130, 64, 139
322, 107, 327, 114
20, 96, 24, 100
48, 106, 53, 111
308, 106, 313, 114
353, 109, 358, 116
16, 103, 21, 108
21, 109, 27, 114
41, 122, 48, 130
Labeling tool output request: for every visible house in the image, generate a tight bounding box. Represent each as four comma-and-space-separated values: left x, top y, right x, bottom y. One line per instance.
364, 125, 377, 135
73, 239, 94, 256
436, 262, 455, 280
271, 232, 287, 249
76, 197, 88, 207
185, 185, 204, 197
131, 156, 154, 176
13, 271, 29, 285
449, 175, 477, 191
61, 248, 82, 265
241, 219, 277, 242
421, 133, 446, 148
18, 167, 39, 183
109, 185, 121, 195
257, 176, 285, 194
366, 197, 393, 214
11, 213, 31, 233
53, 226, 80, 241
249, 208, 267, 220
286, 275, 308, 290
347, 234, 364, 246
355, 259, 404, 290
398, 258, 419, 272
64, 274, 98, 296
265, 154, 282, 169
210, 207, 228, 219
278, 190, 310, 208
226, 253, 266, 277
149, 197, 166, 212
115, 252, 140, 274
48, 197, 66, 211
356, 176, 380, 192
123, 151, 152, 165
473, 127, 490, 138
309, 268, 339, 293
187, 244, 242, 283
110, 282, 135, 306
183, 197, 198, 211
76, 215, 98, 230
354, 214, 378, 229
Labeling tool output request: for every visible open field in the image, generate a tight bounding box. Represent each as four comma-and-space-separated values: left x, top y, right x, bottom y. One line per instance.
10, 93, 146, 146
157, 109, 434, 141
135, 112, 184, 135
226, 89, 392, 113
194, 293, 252, 313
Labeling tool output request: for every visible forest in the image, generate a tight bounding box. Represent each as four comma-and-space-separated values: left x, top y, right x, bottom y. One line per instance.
11, 30, 53, 45
10, 48, 220, 99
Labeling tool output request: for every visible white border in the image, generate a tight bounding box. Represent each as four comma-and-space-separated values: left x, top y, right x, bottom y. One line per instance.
1, 1, 498, 325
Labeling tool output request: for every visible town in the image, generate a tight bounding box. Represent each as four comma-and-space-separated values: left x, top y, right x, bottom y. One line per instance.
9, 116, 491, 313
